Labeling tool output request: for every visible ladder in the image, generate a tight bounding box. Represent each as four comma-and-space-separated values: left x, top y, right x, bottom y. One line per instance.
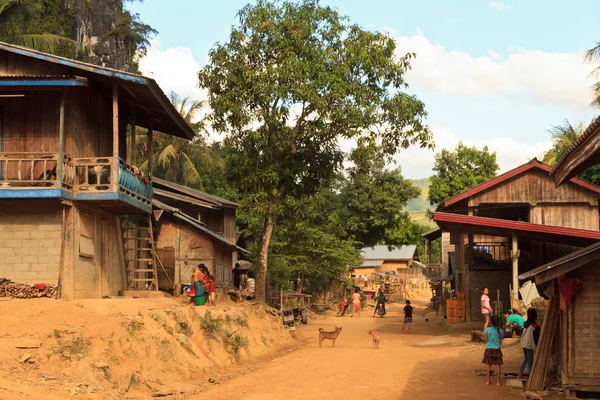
120, 214, 159, 291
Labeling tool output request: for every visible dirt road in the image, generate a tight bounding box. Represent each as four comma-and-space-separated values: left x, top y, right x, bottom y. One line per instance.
193, 301, 522, 400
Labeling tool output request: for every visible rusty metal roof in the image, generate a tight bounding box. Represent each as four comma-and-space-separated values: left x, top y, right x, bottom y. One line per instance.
153, 177, 239, 208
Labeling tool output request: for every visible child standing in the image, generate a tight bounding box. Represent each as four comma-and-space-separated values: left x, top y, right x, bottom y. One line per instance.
482, 314, 503, 385
351, 287, 361, 318
207, 274, 217, 306
402, 300, 413, 334
518, 308, 540, 379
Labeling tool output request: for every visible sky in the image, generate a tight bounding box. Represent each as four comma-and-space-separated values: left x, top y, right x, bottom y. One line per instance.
128, 0, 600, 179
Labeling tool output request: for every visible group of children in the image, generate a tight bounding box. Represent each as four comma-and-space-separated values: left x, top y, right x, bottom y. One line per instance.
338, 287, 414, 333
481, 308, 540, 385
191, 263, 217, 306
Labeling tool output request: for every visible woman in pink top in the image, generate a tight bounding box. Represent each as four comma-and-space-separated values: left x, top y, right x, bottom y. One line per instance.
481, 288, 493, 330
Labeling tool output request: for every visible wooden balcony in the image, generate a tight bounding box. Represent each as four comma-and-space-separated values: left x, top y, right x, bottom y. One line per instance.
72, 156, 152, 212
0, 152, 152, 212
0, 152, 75, 194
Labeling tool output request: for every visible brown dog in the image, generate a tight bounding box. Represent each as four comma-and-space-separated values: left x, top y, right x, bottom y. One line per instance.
368, 328, 380, 349
318, 327, 342, 347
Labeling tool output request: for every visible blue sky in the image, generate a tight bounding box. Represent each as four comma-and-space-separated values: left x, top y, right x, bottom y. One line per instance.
129, 0, 600, 178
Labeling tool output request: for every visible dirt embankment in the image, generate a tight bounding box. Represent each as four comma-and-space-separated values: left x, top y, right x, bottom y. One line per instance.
0, 297, 294, 399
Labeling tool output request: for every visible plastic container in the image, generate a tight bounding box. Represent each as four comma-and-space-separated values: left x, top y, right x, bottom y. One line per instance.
194, 296, 206, 306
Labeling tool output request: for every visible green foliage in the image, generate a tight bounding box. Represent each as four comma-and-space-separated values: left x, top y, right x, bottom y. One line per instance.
235, 314, 249, 328
198, 0, 432, 301
541, 119, 600, 185
221, 329, 248, 354
199, 311, 223, 336
428, 142, 499, 206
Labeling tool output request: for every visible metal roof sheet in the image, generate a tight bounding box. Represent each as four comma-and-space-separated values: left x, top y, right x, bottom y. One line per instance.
358, 259, 384, 268
153, 178, 238, 208
153, 199, 249, 255
360, 245, 417, 260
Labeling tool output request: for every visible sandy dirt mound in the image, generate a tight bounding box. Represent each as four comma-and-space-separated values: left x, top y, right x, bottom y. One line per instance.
0, 297, 293, 399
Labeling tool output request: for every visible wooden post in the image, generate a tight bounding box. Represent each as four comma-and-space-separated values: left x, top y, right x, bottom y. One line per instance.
147, 123, 153, 175
58, 90, 65, 190
512, 233, 519, 299
112, 84, 119, 190
466, 232, 474, 323
129, 110, 136, 166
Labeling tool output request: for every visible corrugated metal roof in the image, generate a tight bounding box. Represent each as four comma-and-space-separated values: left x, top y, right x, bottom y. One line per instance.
357, 259, 384, 268
437, 158, 600, 211
552, 116, 600, 180
153, 178, 238, 208
153, 199, 249, 255
434, 212, 600, 246
0, 41, 194, 139
360, 245, 417, 260
153, 188, 219, 210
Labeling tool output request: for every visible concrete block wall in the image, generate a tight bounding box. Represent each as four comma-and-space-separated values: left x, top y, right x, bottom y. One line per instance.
0, 200, 62, 285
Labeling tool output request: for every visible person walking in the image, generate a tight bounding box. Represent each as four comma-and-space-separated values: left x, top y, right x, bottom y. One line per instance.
373, 288, 387, 317
402, 300, 413, 334
517, 308, 540, 379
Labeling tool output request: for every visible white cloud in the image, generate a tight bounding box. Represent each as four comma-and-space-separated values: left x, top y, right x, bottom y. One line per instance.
138, 40, 206, 102
395, 34, 594, 109
489, 1, 511, 12
395, 127, 553, 179
488, 50, 500, 58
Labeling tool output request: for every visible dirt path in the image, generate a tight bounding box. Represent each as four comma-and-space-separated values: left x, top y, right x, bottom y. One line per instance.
192, 301, 523, 400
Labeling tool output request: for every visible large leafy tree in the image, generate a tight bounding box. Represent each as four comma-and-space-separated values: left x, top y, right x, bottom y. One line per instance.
428, 142, 499, 206
337, 142, 422, 248
199, 0, 432, 302
542, 119, 600, 185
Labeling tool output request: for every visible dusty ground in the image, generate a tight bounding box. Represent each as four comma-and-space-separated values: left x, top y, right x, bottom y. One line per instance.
0, 296, 294, 399
194, 300, 527, 400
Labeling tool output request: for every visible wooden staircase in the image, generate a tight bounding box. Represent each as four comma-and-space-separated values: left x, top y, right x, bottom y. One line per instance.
120, 215, 159, 291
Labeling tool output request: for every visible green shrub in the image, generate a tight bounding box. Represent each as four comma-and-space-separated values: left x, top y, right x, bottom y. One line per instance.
199, 311, 222, 336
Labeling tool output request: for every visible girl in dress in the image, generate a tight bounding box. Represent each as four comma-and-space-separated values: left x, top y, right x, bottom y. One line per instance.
482, 314, 503, 385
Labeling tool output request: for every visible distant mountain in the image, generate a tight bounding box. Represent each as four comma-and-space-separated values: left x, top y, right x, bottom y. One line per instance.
406, 178, 434, 212
406, 178, 436, 228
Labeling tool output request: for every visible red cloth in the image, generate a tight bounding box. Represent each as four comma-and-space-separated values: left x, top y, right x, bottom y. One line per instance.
34, 283, 46, 290
207, 280, 216, 293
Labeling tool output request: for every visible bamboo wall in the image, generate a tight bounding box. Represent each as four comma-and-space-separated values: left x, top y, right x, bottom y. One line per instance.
567, 264, 600, 383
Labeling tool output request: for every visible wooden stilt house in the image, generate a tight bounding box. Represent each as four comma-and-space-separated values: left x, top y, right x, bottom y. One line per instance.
515, 116, 600, 397
0, 41, 194, 299
431, 158, 600, 321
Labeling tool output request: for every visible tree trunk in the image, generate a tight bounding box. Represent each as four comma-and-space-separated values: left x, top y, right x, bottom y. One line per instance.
255, 202, 276, 303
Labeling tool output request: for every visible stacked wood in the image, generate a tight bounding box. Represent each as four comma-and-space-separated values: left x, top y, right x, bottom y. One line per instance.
0, 279, 57, 299
526, 292, 560, 392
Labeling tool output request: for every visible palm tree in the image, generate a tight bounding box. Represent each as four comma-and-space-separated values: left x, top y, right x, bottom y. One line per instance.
542, 120, 585, 166
0, 0, 80, 54
138, 92, 223, 189
585, 42, 600, 107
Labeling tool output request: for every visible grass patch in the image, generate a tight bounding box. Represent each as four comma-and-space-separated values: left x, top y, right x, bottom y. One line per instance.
176, 322, 193, 336
199, 311, 223, 336
127, 320, 144, 335
222, 329, 247, 354
51, 335, 91, 360
235, 314, 249, 328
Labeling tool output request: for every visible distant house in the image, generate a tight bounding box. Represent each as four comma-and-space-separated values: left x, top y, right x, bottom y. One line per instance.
151, 178, 249, 291
356, 245, 420, 277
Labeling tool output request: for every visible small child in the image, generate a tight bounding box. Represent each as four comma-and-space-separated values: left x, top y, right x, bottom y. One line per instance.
482, 314, 503, 385
339, 297, 349, 317
207, 275, 216, 306
402, 300, 413, 334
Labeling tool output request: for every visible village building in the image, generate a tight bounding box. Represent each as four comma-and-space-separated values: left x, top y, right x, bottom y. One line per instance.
356, 245, 420, 276
515, 117, 600, 397
151, 178, 248, 291
0, 41, 244, 299
427, 158, 600, 321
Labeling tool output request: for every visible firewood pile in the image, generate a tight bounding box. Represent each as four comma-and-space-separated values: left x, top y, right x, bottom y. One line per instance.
0, 279, 57, 299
